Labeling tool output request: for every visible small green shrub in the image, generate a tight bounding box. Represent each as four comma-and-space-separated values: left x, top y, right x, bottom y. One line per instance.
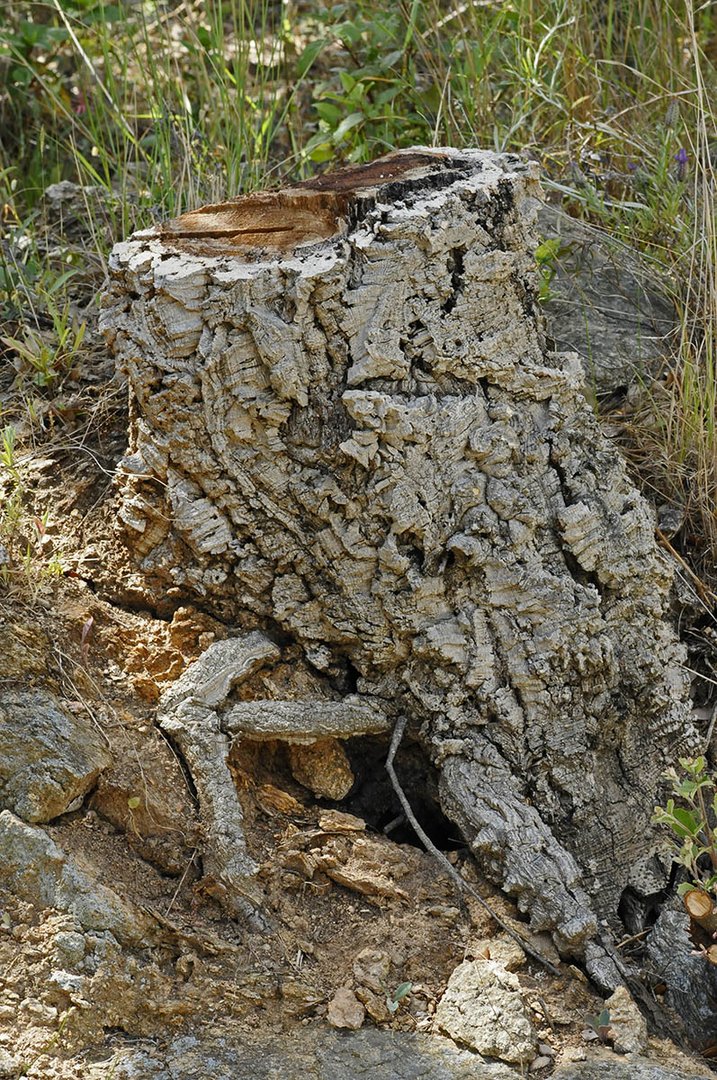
653, 756, 717, 896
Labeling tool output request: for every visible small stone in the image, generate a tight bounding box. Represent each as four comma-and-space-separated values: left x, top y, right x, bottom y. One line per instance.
352, 948, 390, 993
561, 1047, 587, 1063
354, 986, 391, 1024
288, 739, 355, 800
48, 971, 85, 995
0, 1048, 19, 1079
53, 930, 86, 966
318, 810, 366, 833
435, 958, 537, 1064
604, 985, 648, 1054
466, 935, 526, 971
21, 998, 57, 1022
327, 987, 365, 1030
538, 1043, 554, 1057
529, 1057, 552, 1073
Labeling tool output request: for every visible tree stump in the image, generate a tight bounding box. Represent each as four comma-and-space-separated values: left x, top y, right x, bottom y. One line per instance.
102, 148, 696, 960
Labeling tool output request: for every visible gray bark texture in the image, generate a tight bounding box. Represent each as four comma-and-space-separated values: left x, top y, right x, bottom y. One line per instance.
101, 147, 696, 958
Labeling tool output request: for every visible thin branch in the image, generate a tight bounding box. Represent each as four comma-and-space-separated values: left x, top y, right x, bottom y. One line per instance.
385, 716, 562, 977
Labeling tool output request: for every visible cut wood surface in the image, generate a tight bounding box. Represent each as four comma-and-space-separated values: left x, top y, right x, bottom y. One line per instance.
684, 887, 717, 939
102, 147, 697, 963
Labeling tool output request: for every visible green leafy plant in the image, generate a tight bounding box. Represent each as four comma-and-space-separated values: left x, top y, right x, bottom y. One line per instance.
534, 237, 563, 303
0, 425, 20, 485
299, 3, 431, 165
585, 1008, 612, 1043
653, 756, 717, 896
385, 980, 412, 1015
2, 293, 86, 389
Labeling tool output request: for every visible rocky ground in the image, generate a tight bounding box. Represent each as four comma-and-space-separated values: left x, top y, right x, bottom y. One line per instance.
1, 180, 717, 1079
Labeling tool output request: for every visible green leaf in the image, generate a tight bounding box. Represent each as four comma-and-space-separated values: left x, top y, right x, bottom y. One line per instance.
127, 796, 141, 810
670, 807, 702, 838
535, 238, 561, 266
377, 49, 404, 72
332, 111, 364, 143
308, 142, 334, 164
315, 101, 343, 125
386, 997, 399, 1013
393, 981, 412, 1001
297, 38, 328, 78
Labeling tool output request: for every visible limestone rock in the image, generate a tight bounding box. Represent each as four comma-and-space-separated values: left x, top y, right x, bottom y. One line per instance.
103, 147, 696, 956
0, 810, 157, 947
327, 986, 365, 1030
0, 1049, 19, 1079
352, 948, 391, 993
111, 1029, 517, 1079
288, 738, 354, 799
90, 730, 199, 875
539, 204, 676, 395
434, 957, 537, 1063
466, 935, 526, 971
0, 688, 111, 823
553, 1060, 712, 1080
604, 985, 648, 1055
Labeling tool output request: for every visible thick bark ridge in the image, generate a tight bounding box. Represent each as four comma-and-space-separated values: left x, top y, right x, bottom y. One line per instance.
101, 147, 695, 956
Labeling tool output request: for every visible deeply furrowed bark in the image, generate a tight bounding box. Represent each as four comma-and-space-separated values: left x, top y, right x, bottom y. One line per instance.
101, 148, 696, 959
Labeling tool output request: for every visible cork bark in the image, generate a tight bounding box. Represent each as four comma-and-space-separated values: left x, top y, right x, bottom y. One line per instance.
101, 147, 695, 959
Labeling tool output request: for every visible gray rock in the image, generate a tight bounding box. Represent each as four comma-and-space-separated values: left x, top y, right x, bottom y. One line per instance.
553, 1061, 712, 1080
0, 689, 111, 822
53, 929, 87, 966
434, 958, 537, 1064
604, 985, 648, 1055
0, 810, 157, 947
48, 970, 86, 994
539, 204, 676, 395
0, 1049, 19, 1079
110, 1029, 517, 1079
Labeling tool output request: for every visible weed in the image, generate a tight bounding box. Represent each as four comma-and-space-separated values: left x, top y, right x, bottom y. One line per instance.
2, 293, 86, 389
585, 1008, 612, 1043
653, 756, 717, 896
534, 237, 564, 303
385, 980, 412, 1014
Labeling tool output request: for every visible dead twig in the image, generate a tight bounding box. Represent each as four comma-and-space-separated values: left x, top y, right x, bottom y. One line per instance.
384, 715, 562, 977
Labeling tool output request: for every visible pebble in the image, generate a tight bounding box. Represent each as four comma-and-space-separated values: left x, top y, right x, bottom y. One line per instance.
21, 998, 57, 1022
53, 930, 86, 967
327, 987, 365, 1031
529, 1057, 552, 1073
0, 1049, 19, 1079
